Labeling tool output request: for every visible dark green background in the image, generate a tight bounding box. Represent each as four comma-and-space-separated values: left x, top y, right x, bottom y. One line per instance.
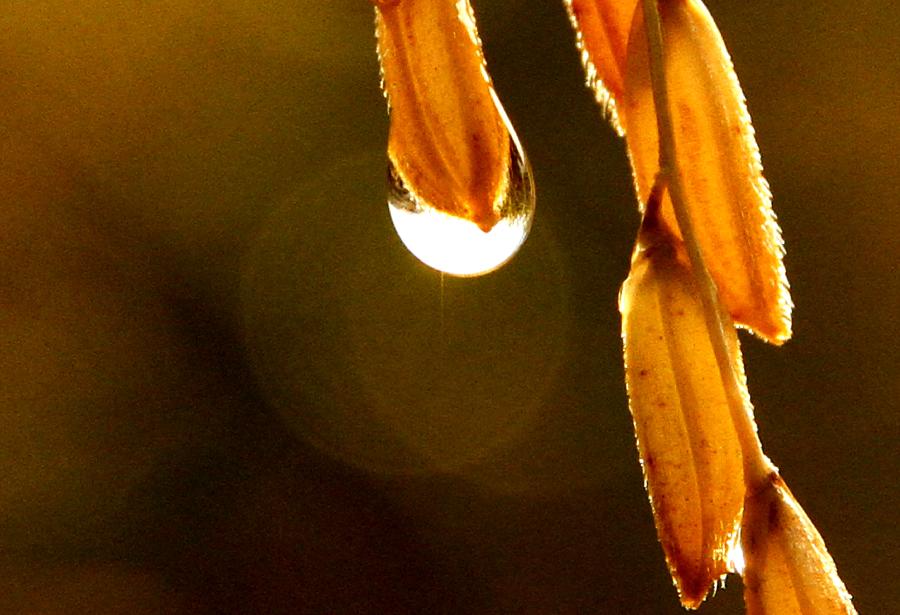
1, 1, 896, 612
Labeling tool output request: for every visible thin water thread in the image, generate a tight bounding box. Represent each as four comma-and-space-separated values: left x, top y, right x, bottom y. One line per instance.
440, 271, 446, 340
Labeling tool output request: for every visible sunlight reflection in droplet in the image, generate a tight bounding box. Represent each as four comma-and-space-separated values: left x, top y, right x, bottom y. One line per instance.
389, 203, 530, 277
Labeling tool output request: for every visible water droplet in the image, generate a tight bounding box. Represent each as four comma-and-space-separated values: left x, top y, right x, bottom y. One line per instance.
387, 127, 535, 278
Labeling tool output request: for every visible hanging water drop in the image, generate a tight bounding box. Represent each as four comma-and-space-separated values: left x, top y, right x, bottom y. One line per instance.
388, 116, 534, 277
374, 0, 535, 277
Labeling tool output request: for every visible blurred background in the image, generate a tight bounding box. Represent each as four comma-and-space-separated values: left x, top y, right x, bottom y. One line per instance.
1, 1, 897, 613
